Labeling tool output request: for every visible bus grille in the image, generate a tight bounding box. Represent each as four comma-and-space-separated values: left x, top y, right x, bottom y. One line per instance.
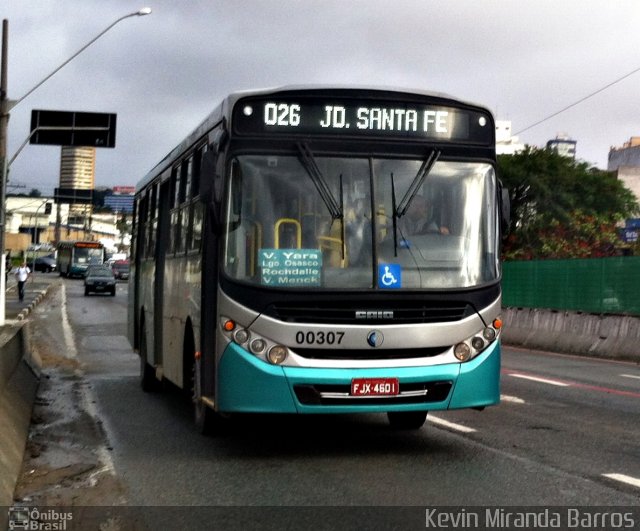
268, 301, 472, 324
291, 347, 449, 360
294, 381, 452, 406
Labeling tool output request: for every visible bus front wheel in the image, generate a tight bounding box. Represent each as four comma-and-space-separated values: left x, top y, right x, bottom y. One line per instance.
194, 399, 219, 435
387, 411, 428, 430
191, 361, 230, 435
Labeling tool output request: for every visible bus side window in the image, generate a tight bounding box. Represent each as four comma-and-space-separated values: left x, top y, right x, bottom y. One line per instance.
192, 147, 202, 198
173, 165, 181, 207
190, 203, 203, 251
181, 158, 192, 203
180, 204, 190, 253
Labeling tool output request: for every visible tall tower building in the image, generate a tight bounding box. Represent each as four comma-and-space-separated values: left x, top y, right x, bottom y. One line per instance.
59, 146, 95, 217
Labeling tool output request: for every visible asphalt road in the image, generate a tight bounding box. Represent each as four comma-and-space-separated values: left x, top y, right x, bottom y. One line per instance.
34, 278, 640, 528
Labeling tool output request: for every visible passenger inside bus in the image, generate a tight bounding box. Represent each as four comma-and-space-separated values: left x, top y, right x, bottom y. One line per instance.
400, 195, 449, 236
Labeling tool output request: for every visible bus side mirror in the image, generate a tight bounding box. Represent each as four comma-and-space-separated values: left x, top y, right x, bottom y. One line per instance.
500, 187, 511, 234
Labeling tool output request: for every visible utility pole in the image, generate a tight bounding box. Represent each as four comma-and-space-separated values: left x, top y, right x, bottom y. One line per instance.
0, 19, 10, 325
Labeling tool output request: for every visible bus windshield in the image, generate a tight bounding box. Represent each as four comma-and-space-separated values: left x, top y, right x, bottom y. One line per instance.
223, 155, 499, 290
75, 247, 104, 265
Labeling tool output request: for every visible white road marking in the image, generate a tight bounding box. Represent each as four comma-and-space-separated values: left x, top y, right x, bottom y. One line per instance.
509, 373, 569, 387
429, 415, 477, 433
602, 473, 640, 489
60, 283, 78, 358
61, 283, 117, 478
621, 374, 640, 381
501, 395, 525, 404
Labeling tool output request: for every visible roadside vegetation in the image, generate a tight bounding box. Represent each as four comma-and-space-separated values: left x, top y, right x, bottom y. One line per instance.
498, 147, 639, 260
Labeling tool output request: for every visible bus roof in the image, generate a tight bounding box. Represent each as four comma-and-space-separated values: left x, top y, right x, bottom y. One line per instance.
136, 85, 494, 193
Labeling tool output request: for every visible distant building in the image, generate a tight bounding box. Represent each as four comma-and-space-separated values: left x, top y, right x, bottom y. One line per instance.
608, 137, 640, 206
3, 196, 120, 253
113, 186, 135, 194
103, 186, 135, 214
608, 137, 640, 171
495, 120, 525, 155
60, 146, 95, 218
546, 134, 577, 160
104, 194, 134, 214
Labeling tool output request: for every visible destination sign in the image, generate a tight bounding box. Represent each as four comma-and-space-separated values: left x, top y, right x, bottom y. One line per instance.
233, 95, 493, 144
259, 248, 322, 287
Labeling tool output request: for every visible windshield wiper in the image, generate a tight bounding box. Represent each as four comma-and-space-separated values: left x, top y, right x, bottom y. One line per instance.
391, 172, 399, 257
395, 149, 441, 219
297, 142, 345, 260
390, 149, 440, 257
297, 142, 342, 220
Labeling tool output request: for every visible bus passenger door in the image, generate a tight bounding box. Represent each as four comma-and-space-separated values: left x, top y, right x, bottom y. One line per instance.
154, 181, 171, 367
199, 146, 222, 401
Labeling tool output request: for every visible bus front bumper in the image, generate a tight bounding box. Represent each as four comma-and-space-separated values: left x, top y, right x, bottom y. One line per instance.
217, 341, 500, 414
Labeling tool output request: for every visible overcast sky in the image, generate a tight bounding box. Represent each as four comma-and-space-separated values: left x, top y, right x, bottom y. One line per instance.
3, 0, 640, 195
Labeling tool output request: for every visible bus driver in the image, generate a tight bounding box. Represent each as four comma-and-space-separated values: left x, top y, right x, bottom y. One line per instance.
402, 195, 449, 235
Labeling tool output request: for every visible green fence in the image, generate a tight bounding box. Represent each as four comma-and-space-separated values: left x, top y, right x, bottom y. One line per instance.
502, 257, 640, 316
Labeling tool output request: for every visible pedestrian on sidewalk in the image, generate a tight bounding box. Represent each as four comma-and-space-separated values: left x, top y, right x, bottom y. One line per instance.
15, 260, 31, 302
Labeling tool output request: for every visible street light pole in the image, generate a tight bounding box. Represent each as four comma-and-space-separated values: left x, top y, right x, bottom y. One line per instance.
0, 7, 152, 325
10, 8, 152, 110
1, 19, 10, 325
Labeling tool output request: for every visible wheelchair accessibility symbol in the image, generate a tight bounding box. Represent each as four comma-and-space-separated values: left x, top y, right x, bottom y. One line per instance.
378, 264, 401, 289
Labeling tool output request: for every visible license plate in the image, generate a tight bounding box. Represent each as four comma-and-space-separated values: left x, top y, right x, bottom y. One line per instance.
351, 378, 399, 396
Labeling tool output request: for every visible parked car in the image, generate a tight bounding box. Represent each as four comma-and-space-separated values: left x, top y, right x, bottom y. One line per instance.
111, 260, 130, 280
33, 255, 57, 273
84, 266, 116, 296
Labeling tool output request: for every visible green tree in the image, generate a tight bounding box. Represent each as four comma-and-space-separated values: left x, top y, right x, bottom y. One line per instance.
498, 147, 639, 259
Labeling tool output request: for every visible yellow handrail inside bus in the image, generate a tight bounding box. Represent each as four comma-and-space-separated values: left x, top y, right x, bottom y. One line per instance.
318, 236, 347, 268
274, 218, 302, 249
247, 220, 262, 276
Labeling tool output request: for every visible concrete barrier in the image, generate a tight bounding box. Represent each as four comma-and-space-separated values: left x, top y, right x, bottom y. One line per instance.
0, 321, 40, 507
502, 307, 640, 362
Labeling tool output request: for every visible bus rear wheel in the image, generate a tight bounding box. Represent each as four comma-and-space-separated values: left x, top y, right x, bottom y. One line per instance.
387, 411, 428, 430
139, 323, 160, 392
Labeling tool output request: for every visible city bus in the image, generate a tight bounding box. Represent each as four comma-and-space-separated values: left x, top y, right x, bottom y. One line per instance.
57, 240, 106, 277
128, 86, 509, 433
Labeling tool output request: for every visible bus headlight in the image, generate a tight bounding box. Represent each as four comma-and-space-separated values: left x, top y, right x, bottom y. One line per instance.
250, 338, 267, 355
483, 327, 496, 341
454, 343, 472, 361
220, 316, 288, 365
233, 328, 250, 344
454, 316, 502, 362
267, 346, 288, 365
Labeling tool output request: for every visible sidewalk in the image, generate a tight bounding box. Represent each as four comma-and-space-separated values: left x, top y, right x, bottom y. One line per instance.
3, 273, 60, 324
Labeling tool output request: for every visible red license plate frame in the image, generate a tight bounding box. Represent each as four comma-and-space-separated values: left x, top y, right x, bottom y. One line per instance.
350, 377, 399, 397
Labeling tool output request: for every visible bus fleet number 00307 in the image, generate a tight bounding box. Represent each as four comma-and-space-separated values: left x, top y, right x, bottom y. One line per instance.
295, 330, 345, 345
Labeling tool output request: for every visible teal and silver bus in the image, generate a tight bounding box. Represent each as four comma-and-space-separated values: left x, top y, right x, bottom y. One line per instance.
128, 86, 509, 433
57, 240, 105, 278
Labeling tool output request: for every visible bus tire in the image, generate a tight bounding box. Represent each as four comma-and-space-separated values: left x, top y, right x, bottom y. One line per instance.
191, 359, 230, 436
194, 399, 218, 435
387, 411, 428, 430
140, 323, 160, 392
